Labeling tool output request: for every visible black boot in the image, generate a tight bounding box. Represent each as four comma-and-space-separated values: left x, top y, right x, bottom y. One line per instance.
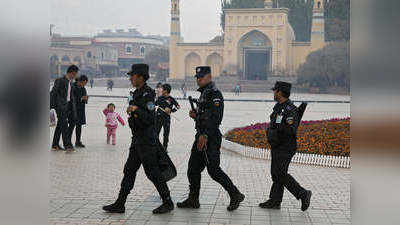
153, 197, 174, 214
259, 199, 281, 209
75, 142, 85, 148
227, 192, 245, 211
300, 190, 312, 211
102, 192, 127, 213
177, 191, 200, 209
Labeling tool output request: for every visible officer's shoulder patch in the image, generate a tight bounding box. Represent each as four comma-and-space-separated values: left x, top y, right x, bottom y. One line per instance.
213, 98, 221, 107
146, 101, 155, 111
286, 116, 294, 125
286, 104, 293, 111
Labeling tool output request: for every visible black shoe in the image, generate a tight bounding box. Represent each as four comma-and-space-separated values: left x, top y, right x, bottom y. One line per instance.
75, 142, 85, 148
177, 192, 200, 209
102, 202, 125, 213
301, 190, 312, 211
51, 145, 64, 151
259, 199, 281, 209
153, 198, 174, 214
65, 146, 75, 152
227, 192, 245, 211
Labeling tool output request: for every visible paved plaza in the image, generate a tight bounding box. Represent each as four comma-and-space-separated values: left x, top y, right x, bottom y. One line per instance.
50, 89, 351, 225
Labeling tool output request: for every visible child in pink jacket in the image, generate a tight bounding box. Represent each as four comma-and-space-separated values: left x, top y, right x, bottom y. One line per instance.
103, 103, 125, 145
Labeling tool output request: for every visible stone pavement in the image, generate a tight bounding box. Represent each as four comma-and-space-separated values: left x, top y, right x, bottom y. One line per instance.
50, 94, 350, 225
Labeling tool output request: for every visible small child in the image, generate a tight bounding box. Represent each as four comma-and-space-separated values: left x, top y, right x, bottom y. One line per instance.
103, 103, 125, 145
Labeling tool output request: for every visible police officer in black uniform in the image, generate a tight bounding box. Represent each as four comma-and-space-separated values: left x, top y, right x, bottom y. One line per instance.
177, 66, 245, 211
102, 64, 174, 214
155, 83, 180, 151
259, 81, 312, 211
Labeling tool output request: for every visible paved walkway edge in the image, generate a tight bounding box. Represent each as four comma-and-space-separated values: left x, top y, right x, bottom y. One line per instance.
222, 139, 351, 168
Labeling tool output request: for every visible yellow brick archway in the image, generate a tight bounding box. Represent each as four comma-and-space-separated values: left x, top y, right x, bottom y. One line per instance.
184, 52, 201, 77
206, 52, 223, 77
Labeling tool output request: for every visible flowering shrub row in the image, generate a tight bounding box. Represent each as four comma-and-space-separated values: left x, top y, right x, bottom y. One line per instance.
224, 117, 350, 157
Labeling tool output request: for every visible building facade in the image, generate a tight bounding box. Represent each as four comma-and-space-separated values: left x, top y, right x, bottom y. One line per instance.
169, 0, 326, 80
49, 29, 169, 78
93, 29, 168, 75
49, 35, 119, 78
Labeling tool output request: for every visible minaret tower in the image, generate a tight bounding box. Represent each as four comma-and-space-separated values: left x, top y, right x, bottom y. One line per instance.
311, 0, 325, 49
169, 0, 181, 79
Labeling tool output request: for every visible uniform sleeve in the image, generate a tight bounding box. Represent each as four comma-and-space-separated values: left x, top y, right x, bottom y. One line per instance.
171, 97, 180, 112
132, 91, 156, 126
117, 113, 125, 126
201, 91, 223, 136
82, 88, 88, 104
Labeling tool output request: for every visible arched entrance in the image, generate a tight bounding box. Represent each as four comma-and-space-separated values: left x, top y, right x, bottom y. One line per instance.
184, 52, 201, 77
49, 55, 59, 78
238, 30, 272, 80
206, 53, 223, 77
60, 55, 72, 76
73, 56, 82, 67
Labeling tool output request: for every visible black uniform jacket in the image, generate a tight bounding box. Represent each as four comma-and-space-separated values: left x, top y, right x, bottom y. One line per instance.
195, 82, 223, 137
155, 96, 179, 118
267, 99, 299, 155
128, 84, 157, 146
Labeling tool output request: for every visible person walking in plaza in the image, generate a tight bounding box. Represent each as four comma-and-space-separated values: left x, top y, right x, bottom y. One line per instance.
102, 103, 125, 145
107, 79, 114, 91
50, 65, 79, 152
234, 82, 241, 96
155, 83, 180, 152
89, 77, 94, 88
67, 75, 89, 148
156, 82, 163, 98
181, 81, 187, 98
103, 64, 174, 214
260, 81, 312, 211
177, 66, 245, 211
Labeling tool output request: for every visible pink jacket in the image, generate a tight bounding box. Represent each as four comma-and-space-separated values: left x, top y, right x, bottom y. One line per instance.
103, 109, 125, 128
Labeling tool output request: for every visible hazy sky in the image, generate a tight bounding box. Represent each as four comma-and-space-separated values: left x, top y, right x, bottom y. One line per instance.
50, 0, 222, 42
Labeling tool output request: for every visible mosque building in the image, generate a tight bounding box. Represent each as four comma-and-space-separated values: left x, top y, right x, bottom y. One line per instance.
169, 0, 326, 80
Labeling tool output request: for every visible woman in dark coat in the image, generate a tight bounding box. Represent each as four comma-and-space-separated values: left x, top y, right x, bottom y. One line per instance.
71, 75, 89, 147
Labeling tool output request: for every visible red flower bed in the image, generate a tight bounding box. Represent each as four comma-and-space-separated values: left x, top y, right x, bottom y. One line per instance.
224, 117, 350, 157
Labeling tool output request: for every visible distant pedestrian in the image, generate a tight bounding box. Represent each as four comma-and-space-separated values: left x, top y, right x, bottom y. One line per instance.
110, 80, 114, 90
234, 82, 241, 96
107, 79, 114, 91
103, 103, 125, 145
181, 82, 187, 98
90, 78, 94, 88
156, 82, 163, 98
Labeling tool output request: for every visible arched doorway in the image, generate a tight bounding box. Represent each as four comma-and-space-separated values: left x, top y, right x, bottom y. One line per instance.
184, 52, 201, 77
238, 30, 272, 80
49, 55, 59, 78
206, 53, 223, 77
60, 55, 71, 76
